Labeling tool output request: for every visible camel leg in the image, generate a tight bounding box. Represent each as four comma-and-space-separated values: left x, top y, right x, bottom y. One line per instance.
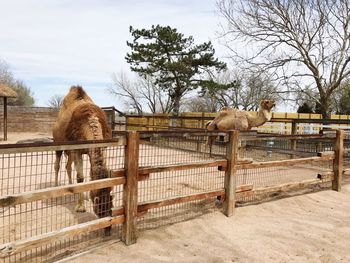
54, 151, 63, 186
65, 152, 73, 184
207, 135, 217, 157
73, 153, 86, 213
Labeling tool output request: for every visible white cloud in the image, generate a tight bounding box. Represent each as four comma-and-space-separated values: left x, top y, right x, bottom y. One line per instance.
0, 0, 226, 108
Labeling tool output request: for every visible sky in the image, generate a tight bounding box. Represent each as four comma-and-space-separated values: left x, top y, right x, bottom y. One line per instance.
0, 0, 228, 110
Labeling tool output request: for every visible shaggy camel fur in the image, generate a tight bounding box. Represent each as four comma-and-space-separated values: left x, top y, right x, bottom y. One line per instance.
206, 100, 275, 146
52, 86, 112, 233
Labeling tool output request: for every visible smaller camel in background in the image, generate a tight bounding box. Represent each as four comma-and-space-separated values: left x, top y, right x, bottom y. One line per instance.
52, 86, 113, 234
206, 100, 275, 148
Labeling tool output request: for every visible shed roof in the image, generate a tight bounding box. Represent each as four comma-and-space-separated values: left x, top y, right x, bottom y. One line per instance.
0, 83, 18, 98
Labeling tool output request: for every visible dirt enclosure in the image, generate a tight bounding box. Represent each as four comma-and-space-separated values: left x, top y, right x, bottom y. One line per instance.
68, 184, 350, 263
0, 132, 347, 262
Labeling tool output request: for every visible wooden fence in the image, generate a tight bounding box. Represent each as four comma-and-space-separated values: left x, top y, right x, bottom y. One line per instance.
125, 112, 350, 134
0, 129, 346, 262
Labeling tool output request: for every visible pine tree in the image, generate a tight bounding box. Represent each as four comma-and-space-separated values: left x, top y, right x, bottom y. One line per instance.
125, 25, 226, 115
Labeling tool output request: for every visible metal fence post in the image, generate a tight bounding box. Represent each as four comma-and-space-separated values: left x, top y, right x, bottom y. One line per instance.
332, 129, 344, 191
122, 131, 140, 245
223, 130, 240, 217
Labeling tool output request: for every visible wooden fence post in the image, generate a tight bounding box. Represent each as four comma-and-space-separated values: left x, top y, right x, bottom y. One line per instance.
291, 121, 297, 159
122, 131, 140, 245
332, 129, 344, 191
223, 130, 240, 217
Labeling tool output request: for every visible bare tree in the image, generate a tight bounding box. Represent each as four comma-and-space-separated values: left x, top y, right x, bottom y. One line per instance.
182, 95, 220, 112
218, 0, 350, 118
0, 59, 35, 106
109, 72, 172, 114
202, 68, 280, 111
0, 60, 13, 84
47, 94, 64, 110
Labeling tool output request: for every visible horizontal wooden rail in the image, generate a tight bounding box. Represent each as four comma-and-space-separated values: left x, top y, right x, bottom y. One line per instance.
236, 155, 334, 170
0, 215, 125, 257
241, 134, 329, 141
236, 177, 333, 199
112, 185, 253, 217
245, 145, 314, 157
0, 139, 126, 154
0, 177, 125, 207
139, 160, 227, 175
112, 206, 125, 216
137, 190, 225, 213
111, 169, 125, 178
344, 168, 350, 175
111, 184, 253, 217
127, 114, 350, 124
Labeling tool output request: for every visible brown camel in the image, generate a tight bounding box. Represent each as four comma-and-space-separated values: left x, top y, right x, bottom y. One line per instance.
52, 86, 113, 233
206, 100, 275, 146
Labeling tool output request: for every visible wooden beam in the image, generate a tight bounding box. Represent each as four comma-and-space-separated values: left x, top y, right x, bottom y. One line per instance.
332, 129, 344, 191
240, 134, 326, 142
137, 190, 225, 213
245, 145, 314, 157
224, 130, 240, 217
138, 160, 227, 175
110, 169, 125, 178
236, 184, 253, 193
218, 158, 253, 171
0, 139, 125, 154
236, 155, 334, 170
344, 168, 350, 175
237, 178, 333, 199
0, 177, 125, 208
0, 216, 124, 257
317, 151, 335, 158
3, 97, 7, 141
122, 131, 139, 245
112, 206, 125, 216
136, 185, 253, 215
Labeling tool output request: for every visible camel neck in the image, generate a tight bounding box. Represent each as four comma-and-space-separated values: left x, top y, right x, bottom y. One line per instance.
89, 148, 108, 180
248, 108, 272, 127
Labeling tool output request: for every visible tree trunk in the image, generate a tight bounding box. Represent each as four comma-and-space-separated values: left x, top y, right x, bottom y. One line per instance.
171, 89, 182, 116
319, 96, 331, 119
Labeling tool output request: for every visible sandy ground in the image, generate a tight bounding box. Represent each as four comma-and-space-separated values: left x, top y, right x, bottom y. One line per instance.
0, 132, 52, 144
65, 184, 350, 263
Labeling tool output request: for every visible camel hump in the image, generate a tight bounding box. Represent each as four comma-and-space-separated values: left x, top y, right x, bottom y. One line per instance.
70, 85, 90, 101
66, 103, 112, 141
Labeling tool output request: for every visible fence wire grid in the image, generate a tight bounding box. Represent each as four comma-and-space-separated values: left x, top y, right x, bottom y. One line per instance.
0, 130, 347, 262
0, 143, 125, 263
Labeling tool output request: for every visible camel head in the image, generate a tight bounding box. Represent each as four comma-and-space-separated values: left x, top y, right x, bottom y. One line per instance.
260, 100, 275, 111
89, 164, 113, 217
90, 186, 113, 218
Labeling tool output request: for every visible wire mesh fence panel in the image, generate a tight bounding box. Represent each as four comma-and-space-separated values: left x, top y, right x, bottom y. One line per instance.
137, 167, 223, 231
0, 143, 124, 263
137, 133, 226, 231
0, 131, 345, 262
137, 198, 219, 231
236, 136, 334, 205
240, 137, 335, 161
138, 167, 225, 203
139, 133, 227, 167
